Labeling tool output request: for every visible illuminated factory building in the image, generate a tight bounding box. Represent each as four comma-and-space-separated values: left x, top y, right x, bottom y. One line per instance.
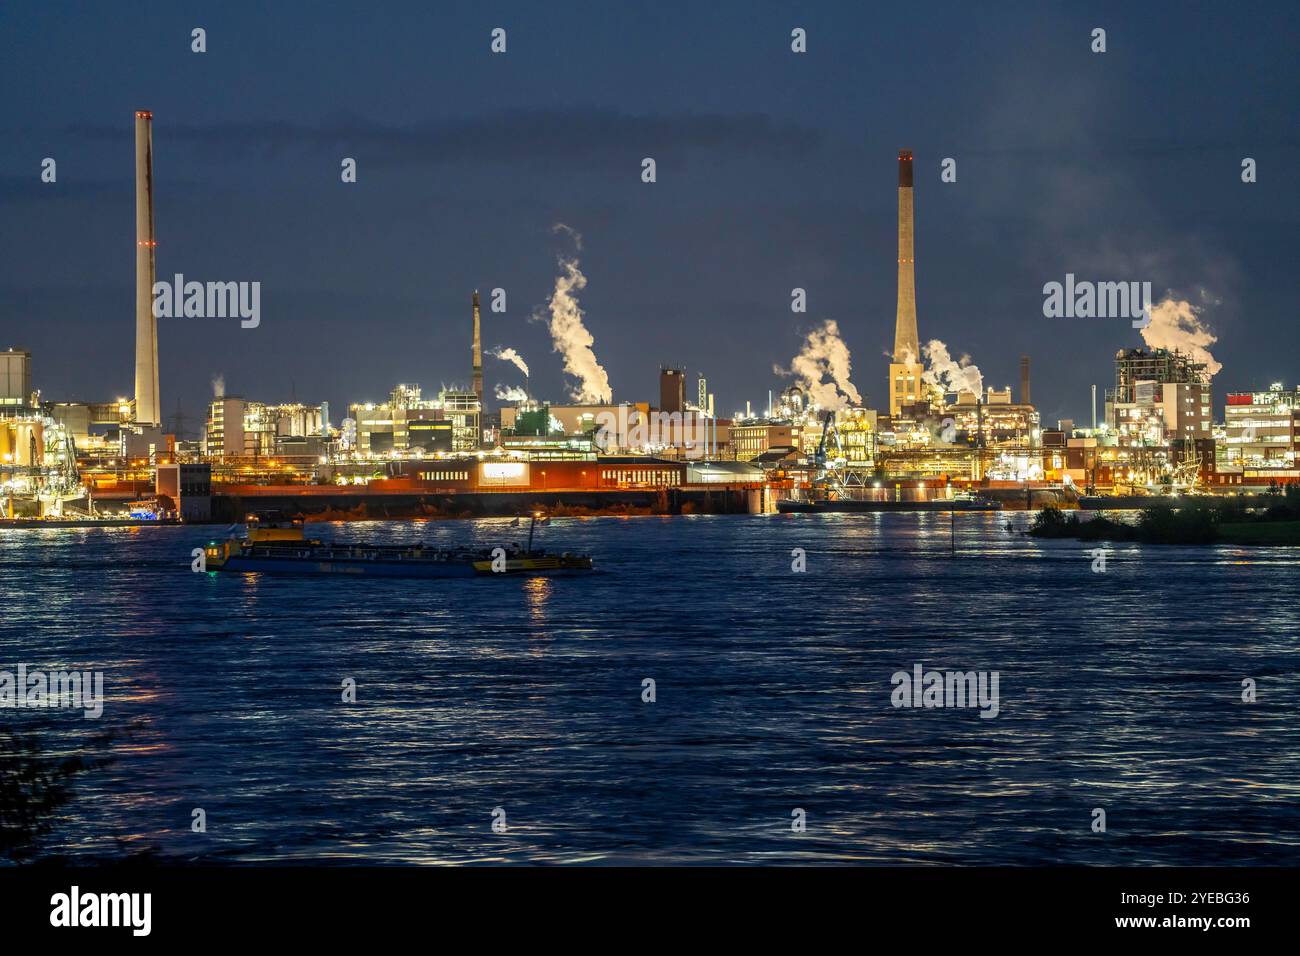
348, 384, 480, 457
5, 117, 1290, 519
1106, 348, 1213, 447
203, 398, 327, 460
1223, 383, 1300, 467
1213, 383, 1300, 489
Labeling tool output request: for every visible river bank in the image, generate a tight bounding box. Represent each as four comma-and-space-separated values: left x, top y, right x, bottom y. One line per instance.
1029, 491, 1300, 545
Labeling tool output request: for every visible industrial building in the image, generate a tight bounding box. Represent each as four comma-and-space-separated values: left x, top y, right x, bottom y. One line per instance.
0, 418, 43, 467
503, 402, 636, 447
203, 398, 328, 460
1, 349, 32, 408
1066, 347, 1218, 491
1107, 347, 1213, 446
155, 462, 212, 521
384, 456, 688, 492
441, 390, 482, 452
659, 367, 686, 414
0, 349, 83, 516
349, 384, 481, 456
498, 398, 731, 460
1215, 383, 1300, 486
1055, 348, 1216, 494
730, 420, 801, 462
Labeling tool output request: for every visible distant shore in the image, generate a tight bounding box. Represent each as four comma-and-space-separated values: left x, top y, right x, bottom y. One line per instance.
1029, 495, 1300, 546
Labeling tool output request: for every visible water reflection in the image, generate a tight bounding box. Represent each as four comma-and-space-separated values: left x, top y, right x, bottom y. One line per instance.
525, 575, 552, 622
2, 516, 1297, 864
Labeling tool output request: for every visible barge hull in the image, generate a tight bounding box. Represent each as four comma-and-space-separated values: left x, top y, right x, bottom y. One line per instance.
214, 556, 592, 578
217, 557, 476, 577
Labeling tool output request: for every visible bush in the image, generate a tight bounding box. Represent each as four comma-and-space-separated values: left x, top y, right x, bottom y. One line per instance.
1, 727, 117, 862
1136, 503, 1218, 544
1031, 506, 1068, 533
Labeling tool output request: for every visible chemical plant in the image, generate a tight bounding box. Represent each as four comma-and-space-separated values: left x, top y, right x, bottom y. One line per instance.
2, 119, 1294, 524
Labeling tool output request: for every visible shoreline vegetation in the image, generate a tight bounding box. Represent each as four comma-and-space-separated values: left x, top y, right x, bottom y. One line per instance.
1, 726, 121, 863
1030, 487, 1300, 545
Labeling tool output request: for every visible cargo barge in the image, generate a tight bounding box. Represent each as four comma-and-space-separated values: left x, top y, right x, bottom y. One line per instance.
203, 513, 593, 578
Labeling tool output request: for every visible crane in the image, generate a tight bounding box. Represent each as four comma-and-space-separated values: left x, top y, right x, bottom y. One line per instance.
809, 411, 874, 499
813, 411, 837, 469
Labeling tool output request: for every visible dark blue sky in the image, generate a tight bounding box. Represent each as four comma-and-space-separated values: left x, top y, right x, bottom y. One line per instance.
1, 0, 1297, 433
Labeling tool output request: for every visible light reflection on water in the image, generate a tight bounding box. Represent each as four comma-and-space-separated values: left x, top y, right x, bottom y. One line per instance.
2, 514, 1298, 864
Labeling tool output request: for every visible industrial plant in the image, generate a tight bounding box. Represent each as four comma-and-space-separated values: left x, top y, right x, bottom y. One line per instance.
1, 119, 1292, 525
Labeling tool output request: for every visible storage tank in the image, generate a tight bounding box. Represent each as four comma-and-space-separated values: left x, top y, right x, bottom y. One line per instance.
7, 421, 43, 465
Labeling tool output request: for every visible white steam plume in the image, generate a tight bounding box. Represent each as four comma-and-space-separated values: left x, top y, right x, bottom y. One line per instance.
774, 319, 862, 411
552, 222, 583, 251
490, 346, 529, 378
495, 384, 528, 402
212, 375, 225, 398
538, 224, 612, 404
922, 339, 984, 398
1141, 295, 1222, 377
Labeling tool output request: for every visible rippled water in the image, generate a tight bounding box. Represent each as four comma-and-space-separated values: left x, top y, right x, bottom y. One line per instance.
2, 513, 1298, 864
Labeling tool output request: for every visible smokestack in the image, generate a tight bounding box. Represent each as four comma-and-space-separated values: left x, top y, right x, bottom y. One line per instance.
1019, 355, 1031, 406
134, 111, 160, 427
1091, 384, 1097, 430
893, 150, 919, 363
471, 290, 482, 405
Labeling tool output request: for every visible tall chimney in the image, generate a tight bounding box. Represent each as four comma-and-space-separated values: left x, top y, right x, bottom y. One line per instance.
1019, 355, 1031, 405
134, 111, 160, 427
893, 150, 919, 363
471, 290, 482, 405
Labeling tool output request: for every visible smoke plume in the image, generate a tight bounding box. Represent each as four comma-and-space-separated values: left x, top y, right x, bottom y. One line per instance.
538, 224, 612, 404
774, 319, 862, 411
495, 384, 528, 402
1140, 295, 1222, 377
922, 340, 984, 398
490, 346, 529, 378
211, 375, 225, 398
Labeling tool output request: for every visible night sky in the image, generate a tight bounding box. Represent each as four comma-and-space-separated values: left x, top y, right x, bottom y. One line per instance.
1, 0, 1296, 435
